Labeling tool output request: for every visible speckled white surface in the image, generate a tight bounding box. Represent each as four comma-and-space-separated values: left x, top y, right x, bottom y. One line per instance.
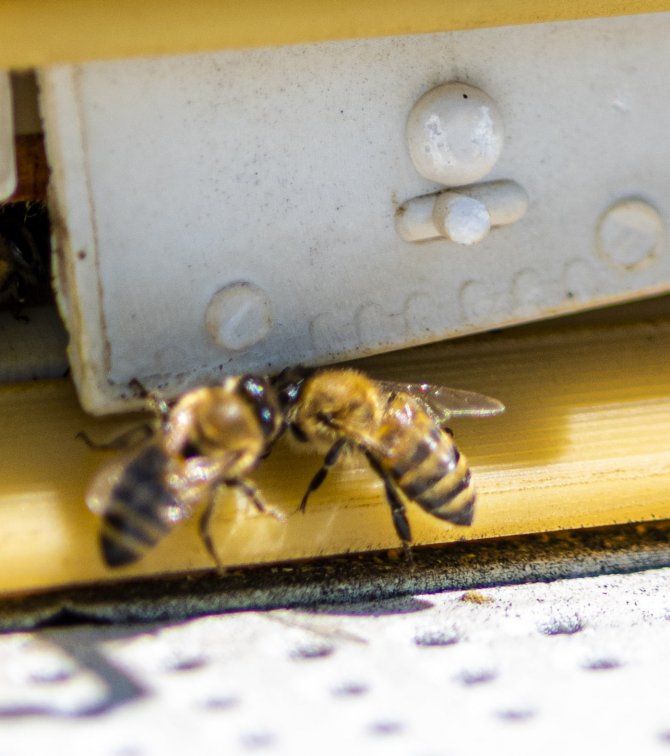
1, 567, 670, 755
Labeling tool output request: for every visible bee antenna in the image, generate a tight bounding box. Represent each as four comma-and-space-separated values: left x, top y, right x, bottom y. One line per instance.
271, 365, 313, 407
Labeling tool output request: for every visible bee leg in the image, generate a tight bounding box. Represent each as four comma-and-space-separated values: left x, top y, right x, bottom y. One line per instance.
383, 481, 414, 561
198, 497, 224, 571
298, 438, 347, 513
363, 452, 413, 560
76, 424, 153, 451
233, 479, 285, 522
129, 379, 170, 424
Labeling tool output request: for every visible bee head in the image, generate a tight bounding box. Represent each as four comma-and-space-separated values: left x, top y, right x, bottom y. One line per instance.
280, 368, 382, 451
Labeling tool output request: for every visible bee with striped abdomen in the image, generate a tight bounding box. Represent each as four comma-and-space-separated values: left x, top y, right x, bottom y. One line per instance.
84, 375, 284, 568
273, 367, 504, 551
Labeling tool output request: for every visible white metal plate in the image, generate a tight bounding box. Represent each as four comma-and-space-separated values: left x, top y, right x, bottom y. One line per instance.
40, 13, 670, 412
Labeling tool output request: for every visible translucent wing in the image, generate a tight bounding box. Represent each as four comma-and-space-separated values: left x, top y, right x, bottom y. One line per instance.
376, 381, 505, 424
85, 449, 136, 517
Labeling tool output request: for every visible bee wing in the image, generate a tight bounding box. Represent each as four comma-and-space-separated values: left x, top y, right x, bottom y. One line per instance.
85, 444, 193, 525
376, 381, 505, 424
85, 451, 133, 517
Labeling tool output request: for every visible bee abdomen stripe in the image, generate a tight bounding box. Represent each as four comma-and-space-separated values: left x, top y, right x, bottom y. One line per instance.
390, 440, 432, 478
100, 499, 174, 567
397, 442, 460, 482
417, 469, 473, 510
108, 447, 175, 529
109, 479, 173, 530
433, 494, 475, 526
418, 472, 476, 526
100, 532, 144, 567
401, 470, 449, 499
100, 525, 150, 561
103, 510, 163, 547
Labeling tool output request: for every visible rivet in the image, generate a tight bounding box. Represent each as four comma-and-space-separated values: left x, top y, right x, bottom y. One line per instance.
406, 83, 504, 186
205, 282, 272, 350
596, 198, 663, 271
396, 180, 527, 245
432, 193, 490, 245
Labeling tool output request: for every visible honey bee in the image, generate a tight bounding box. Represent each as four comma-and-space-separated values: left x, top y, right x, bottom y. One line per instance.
84, 375, 284, 568
273, 367, 504, 550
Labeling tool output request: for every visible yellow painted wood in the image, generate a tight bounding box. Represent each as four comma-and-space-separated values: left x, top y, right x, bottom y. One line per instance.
1, 299, 670, 595
1, 0, 669, 68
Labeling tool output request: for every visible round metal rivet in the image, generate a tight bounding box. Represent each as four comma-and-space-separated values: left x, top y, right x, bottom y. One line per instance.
205, 282, 272, 350
596, 198, 663, 271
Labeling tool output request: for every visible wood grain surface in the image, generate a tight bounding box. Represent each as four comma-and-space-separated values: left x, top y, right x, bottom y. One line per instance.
1, 298, 669, 595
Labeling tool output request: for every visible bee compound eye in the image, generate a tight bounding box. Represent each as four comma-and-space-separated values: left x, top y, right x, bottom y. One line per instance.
240, 375, 266, 398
